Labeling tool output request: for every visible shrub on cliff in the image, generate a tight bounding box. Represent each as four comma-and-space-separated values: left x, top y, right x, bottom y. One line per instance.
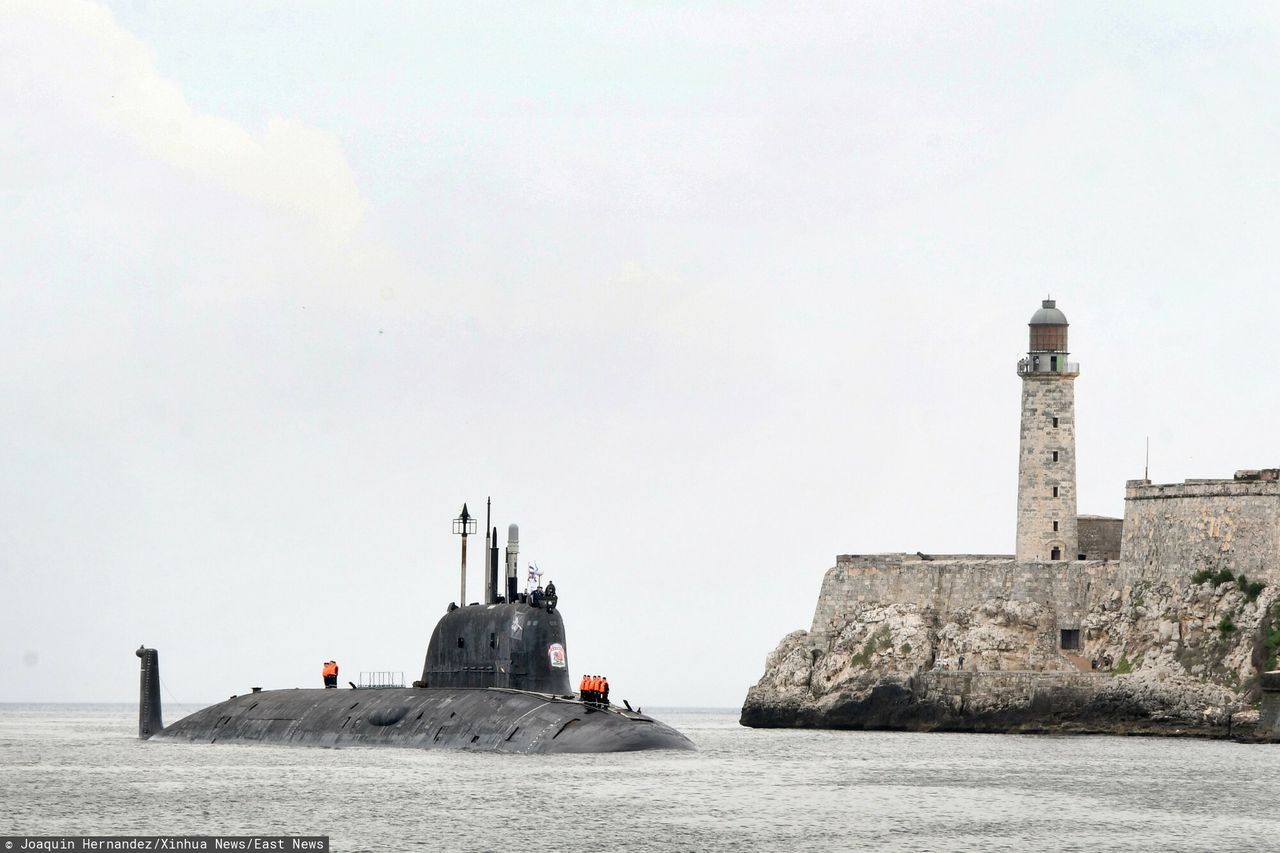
1263, 606, 1280, 671
1265, 626, 1280, 672
1192, 568, 1237, 587
1235, 574, 1266, 602
1218, 615, 1237, 636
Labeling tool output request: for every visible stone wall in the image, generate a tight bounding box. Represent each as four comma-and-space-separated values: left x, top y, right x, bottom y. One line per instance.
810, 553, 1153, 642
1260, 672, 1280, 738
1121, 478, 1280, 583
1077, 515, 1122, 560
921, 669, 1101, 700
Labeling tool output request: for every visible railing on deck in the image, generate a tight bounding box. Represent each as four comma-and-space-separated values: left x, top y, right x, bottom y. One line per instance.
358, 671, 406, 689
1016, 359, 1079, 376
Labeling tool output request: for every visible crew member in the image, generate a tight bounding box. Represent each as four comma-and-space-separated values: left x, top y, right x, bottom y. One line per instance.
579, 673, 591, 703
322, 660, 338, 688
601, 675, 609, 706
591, 674, 602, 706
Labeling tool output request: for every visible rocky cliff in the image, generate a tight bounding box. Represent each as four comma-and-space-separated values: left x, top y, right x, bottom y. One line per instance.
743, 562, 1279, 738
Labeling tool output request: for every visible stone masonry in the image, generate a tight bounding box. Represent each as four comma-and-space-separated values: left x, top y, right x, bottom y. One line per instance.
1122, 477, 1280, 579
1077, 515, 1122, 560
1016, 374, 1078, 561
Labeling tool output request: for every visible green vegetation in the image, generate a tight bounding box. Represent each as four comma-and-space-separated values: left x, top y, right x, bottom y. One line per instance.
1218, 615, 1237, 636
1235, 573, 1266, 602
1263, 607, 1280, 671
1187, 568, 1239, 589
1113, 656, 1134, 675
850, 626, 891, 668
899, 642, 912, 656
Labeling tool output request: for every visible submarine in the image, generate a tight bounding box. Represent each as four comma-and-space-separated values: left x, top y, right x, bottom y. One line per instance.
135, 508, 694, 754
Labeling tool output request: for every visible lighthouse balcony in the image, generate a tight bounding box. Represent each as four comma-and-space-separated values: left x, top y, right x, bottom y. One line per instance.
1017, 358, 1078, 377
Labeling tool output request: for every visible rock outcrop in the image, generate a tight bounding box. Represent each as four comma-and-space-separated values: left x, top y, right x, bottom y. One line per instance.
743, 565, 1279, 738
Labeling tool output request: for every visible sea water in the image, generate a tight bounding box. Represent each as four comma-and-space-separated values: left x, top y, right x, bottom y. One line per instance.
1, 704, 1275, 852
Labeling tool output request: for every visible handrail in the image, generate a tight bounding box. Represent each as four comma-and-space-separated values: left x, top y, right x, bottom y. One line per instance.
358, 671, 406, 688
1016, 359, 1079, 375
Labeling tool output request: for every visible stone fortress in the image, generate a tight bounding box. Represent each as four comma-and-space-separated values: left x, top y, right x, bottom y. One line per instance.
742, 300, 1280, 738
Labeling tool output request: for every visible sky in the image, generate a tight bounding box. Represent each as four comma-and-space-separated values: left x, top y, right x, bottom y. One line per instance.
2, 1, 1280, 708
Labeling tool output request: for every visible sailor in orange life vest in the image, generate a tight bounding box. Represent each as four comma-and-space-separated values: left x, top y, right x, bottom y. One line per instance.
322, 660, 339, 689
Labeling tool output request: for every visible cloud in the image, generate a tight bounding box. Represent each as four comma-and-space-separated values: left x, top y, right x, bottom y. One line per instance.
0, 0, 365, 238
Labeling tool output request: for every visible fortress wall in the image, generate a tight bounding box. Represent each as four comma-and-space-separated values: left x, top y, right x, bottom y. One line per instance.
1077, 516, 1122, 560
809, 554, 1179, 640
920, 670, 1103, 707
1121, 480, 1280, 584
812, 478, 1280, 642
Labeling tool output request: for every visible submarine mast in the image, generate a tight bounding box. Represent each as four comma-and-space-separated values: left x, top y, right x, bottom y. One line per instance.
505, 523, 520, 601
484, 498, 493, 604
453, 503, 476, 605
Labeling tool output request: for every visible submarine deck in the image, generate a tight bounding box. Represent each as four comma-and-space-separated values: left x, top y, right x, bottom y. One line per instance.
155, 686, 694, 754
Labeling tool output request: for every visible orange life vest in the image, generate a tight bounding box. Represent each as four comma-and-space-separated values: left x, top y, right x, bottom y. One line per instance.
579, 675, 589, 693
323, 662, 337, 678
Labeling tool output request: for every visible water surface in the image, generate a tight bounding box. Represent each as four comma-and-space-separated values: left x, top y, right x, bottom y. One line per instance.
1, 705, 1273, 851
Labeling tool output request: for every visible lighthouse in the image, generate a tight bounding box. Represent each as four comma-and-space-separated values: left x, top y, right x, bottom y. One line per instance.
1015, 299, 1079, 562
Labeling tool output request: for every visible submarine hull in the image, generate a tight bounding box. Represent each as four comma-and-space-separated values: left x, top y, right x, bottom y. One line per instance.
155, 687, 694, 754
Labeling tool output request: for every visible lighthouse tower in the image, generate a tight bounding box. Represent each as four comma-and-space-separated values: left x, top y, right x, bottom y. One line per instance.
1015, 299, 1079, 562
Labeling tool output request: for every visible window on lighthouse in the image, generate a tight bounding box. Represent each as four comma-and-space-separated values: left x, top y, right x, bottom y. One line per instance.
1052, 451, 1059, 462
1052, 486, 1059, 497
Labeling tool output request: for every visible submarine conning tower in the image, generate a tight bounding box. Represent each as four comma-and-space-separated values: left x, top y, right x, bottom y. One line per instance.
422, 507, 571, 694
419, 601, 572, 694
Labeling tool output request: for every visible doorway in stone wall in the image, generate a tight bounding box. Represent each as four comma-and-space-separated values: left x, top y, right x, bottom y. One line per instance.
1060, 628, 1081, 650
